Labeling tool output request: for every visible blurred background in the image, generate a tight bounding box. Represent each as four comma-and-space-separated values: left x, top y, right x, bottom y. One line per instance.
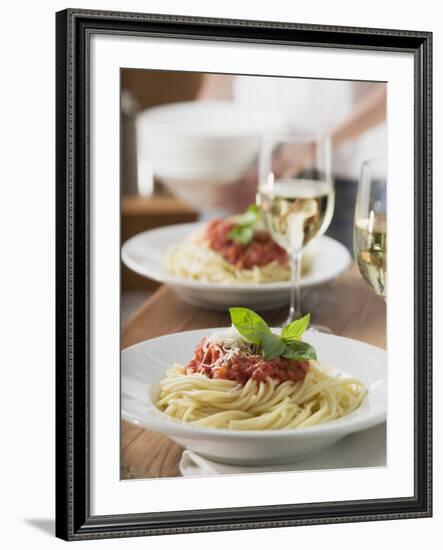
121, 69, 201, 312
121, 69, 386, 318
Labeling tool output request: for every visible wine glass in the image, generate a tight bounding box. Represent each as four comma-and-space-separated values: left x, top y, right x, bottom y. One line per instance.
258, 134, 334, 325
353, 158, 387, 299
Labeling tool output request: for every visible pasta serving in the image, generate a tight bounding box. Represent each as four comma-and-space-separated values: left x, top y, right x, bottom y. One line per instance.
155, 309, 366, 431
164, 207, 309, 284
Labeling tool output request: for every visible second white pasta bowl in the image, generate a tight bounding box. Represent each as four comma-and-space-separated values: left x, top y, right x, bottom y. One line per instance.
121, 222, 351, 310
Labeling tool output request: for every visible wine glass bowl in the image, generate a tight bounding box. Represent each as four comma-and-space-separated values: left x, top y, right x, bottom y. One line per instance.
258, 134, 334, 325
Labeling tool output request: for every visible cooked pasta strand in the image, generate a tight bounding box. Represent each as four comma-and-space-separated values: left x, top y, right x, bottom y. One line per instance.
164, 229, 310, 284
155, 362, 366, 431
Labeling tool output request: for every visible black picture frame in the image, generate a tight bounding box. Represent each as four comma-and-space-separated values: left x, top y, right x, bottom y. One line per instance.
55, 8, 432, 541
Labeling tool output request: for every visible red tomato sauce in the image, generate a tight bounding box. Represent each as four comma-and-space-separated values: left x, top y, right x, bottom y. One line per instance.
205, 218, 288, 269
186, 339, 309, 385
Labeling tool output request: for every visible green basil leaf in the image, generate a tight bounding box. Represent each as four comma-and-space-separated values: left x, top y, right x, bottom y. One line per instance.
237, 204, 261, 226
228, 204, 261, 243
246, 204, 261, 215
280, 313, 311, 343
229, 307, 271, 344
261, 332, 286, 360
229, 225, 254, 244
281, 340, 317, 361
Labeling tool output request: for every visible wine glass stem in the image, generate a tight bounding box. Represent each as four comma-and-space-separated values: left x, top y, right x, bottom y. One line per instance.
286, 250, 302, 324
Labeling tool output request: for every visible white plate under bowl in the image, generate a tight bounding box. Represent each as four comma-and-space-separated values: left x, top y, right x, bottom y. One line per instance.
122, 329, 386, 466
121, 222, 351, 310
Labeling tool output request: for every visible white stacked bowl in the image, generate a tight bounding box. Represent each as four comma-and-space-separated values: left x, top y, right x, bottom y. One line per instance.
136, 101, 287, 206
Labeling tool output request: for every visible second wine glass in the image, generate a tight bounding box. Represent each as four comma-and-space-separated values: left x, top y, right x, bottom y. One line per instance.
354, 158, 387, 299
258, 134, 335, 325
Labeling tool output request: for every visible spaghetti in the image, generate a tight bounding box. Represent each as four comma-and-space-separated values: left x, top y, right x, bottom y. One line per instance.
164, 225, 309, 284
155, 327, 366, 431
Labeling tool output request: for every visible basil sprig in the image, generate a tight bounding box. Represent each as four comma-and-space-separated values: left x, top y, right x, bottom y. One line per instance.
228, 204, 261, 244
229, 307, 317, 361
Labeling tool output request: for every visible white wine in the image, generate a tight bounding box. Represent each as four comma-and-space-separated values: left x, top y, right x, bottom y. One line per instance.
354, 213, 387, 297
260, 179, 335, 252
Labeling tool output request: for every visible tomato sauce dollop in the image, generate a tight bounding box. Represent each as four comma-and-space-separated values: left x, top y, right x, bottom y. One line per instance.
186, 339, 309, 385
205, 218, 288, 269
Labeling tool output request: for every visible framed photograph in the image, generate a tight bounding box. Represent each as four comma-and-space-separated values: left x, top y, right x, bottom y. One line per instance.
55, 8, 432, 541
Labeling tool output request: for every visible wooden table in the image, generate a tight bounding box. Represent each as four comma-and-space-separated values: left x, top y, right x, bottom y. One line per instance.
121, 264, 386, 480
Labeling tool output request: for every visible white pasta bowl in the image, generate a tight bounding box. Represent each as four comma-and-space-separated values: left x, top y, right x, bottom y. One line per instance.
121, 222, 351, 310
122, 329, 386, 466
